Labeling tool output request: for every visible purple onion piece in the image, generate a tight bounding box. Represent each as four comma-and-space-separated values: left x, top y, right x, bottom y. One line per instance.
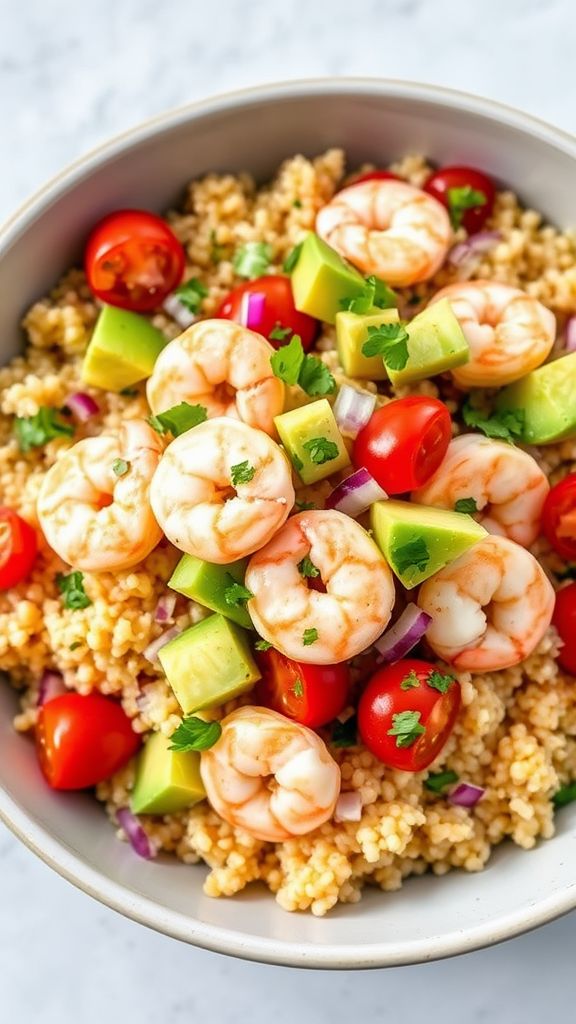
240, 291, 266, 331
373, 604, 432, 664
565, 316, 576, 353
66, 392, 100, 424
448, 782, 485, 808
325, 467, 387, 518
116, 807, 157, 860
143, 626, 180, 664
37, 670, 66, 706
154, 593, 177, 624
447, 230, 502, 273
334, 791, 363, 823
162, 293, 197, 329
333, 385, 376, 439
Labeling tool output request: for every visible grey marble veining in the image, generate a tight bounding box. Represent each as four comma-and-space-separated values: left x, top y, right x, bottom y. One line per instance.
1, 0, 575, 1019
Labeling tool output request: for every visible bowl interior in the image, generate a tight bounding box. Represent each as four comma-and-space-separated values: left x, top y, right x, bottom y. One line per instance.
2, 80, 576, 968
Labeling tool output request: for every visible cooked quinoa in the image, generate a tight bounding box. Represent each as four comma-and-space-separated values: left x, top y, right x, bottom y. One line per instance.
3, 149, 576, 916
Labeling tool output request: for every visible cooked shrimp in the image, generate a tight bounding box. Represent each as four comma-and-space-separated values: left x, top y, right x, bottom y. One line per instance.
37, 420, 163, 572
245, 509, 395, 664
428, 281, 556, 387
413, 434, 549, 548
200, 706, 341, 842
150, 417, 294, 563
146, 319, 284, 435
315, 179, 452, 286
418, 535, 555, 672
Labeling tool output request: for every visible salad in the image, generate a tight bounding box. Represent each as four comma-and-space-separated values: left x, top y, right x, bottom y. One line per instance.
2, 149, 576, 916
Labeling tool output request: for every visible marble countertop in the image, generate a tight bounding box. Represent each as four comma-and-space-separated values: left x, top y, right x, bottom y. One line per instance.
1, 0, 575, 1019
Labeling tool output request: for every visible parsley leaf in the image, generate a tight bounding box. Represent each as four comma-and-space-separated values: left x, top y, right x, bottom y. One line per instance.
425, 770, 460, 794
392, 537, 430, 576
295, 499, 316, 511
387, 710, 426, 748
233, 241, 272, 279
302, 436, 340, 465
340, 275, 397, 314
15, 407, 74, 452
112, 458, 130, 477
173, 278, 208, 313
254, 638, 272, 651
120, 387, 139, 397
293, 198, 302, 209
148, 402, 207, 437
270, 334, 304, 385
292, 677, 304, 698
362, 322, 410, 370
400, 669, 421, 691
230, 460, 256, 486
447, 185, 487, 230
297, 354, 336, 396
553, 782, 576, 808
69, 641, 82, 651
283, 242, 303, 273
169, 716, 222, 753
427, 669, 455, 694
210, 230, 224, 264
298, 555, 320, 578
454, 497, 478, 515
224, 576, 254, 607
56, 571, 92, 610
269, 324, 292, 342
462, 399, 525, 443
303, 627, 318, 646
331, 715, 358, 748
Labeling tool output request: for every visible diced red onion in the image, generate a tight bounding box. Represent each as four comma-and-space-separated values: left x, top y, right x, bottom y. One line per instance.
565, 316, 576, 353
162, 293, 197, 329
448, 231, 502, 277
333, 385, 376, 439
37, 670, 66, 706
143, 626, 180, 664
240, 291, 266, 331
373, 603, 432, 664
66, 392, 100, 423
116, 807, 157, 860
448, 782, 485, 808
326, 467, 387, 518
154, 593, 177, 624
334, 791, 363, 823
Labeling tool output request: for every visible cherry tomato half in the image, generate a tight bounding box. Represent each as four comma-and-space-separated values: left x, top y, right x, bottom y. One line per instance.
217, 275, 319, 351
36, 693, 141, 790
353, 396, 451, 494
358, 658, 461, 771
85, 209, 185, 312
346, 170, 400, 187
553, 583, 576, 675
255, 648, 349, 728
542, 473, 576, 562
0, 508, 37, 590
424, 166, 496, 234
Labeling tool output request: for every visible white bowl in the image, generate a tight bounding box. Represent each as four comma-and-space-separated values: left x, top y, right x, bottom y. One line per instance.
2, 79, 576, 969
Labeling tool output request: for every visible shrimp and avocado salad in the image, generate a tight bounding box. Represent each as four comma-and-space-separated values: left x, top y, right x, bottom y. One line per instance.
3, 149, 576, 917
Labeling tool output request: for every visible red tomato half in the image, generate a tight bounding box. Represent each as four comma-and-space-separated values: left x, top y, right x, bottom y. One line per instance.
346, 170, 401, 187
553, 583, 576, 675
424, 166, 496, 233
0, 507, 37, 590
217, 275, 318, 351
85, 209, 185, 312
36, 693, 141, 790
358, 659, 461, 771
255, 648, 349, 728
542, 474, 576, 562
353, 396, 452, 494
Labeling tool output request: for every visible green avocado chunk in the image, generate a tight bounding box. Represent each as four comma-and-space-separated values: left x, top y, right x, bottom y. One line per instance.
131, 731, 205, 815
290, 233, 395, 324
496, 351, 576, 444
370, 499, 487, 589
168, 555, 252, 629
158, 613, 260, 714
387, 299, 470, 386
81, 304, 166, 391
335, 308, 400, 380
274, 398, 351, 485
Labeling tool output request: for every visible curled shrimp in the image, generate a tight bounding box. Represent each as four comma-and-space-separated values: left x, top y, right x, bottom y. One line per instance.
37, 420, 163, 572
200, 706, 341, 842
146, 319, 284, 436
428, 281, 556, 387
315, 179, 452, 286
150, 417, 294, 564
245, 509, 395, 664
417, 535, 555, 672
413, 434, 549, 548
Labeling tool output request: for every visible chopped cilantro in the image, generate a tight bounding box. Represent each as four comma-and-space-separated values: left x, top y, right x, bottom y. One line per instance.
169, 717, 222, 753
120, 387, 139, 397
295, 499, 316, 511
454, 497, 478, 515
392, 537, 430, 575
173, 278, 208, 313
270, 335, 335, 396
148, 402, 207, 436
15, 407, 74, 452
302, 436, 340, 465
297, 354, 336, 396
362, 322, 409, 370
427, 669, 455, 694
298, 555, 320, 579
269, 324, 292, 342
233, 241, 272, 279
230, 460, 256, 486
331, 715, 358, 748
447, 185, 487, 230
56, 571, 92, 611
462, 398, 525, 443
292, 198, 302, 209
292, 677, 304, 698
387, 710, 426, 748
292, 452, 304, 472
112, 458, 130, 477
303, 627, 318, 646
340, 274, 397, 314
254, 638, 272, 651
69, 641, 82, 651
425, 770, 460, 794
400, 669, 421, 691
223, 577, 254, 607
283, 242, 303, 273
210, 230, 224, 264
553, 782, 576, 808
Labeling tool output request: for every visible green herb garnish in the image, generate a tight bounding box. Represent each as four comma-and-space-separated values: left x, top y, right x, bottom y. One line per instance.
15, 407, 74, 452
400, 669, 421, 691
302, 436, 340, 465
169, 717, 222, 753
447, 185, 487, 230
254, 638, 272, 651
298, 555, 320, 578
292, 677, 304, 698
120, 387, 139, 397
462, 398, 525, 443
69, 641, 82, 651
425, 770, 460, 794
56, 571, 92, 611
303, 627, 318, 646
331, 715, 358, 748
387, 710, 426, 749
233, 241, 272, 279
427, 669, 455, 694
223, 577, 254, 607
283, 242, 303, 273
292, 199, 302, 209
269, 324, 292, 342
148, 402, 207, 437
295, 499, 316, 511
173, 278, 208, 313
112, 458, 130, 478
269, 335, 335, 396
362, 322, 409, 371
230, 460, 256, 486
210, 230, 224, 264
454, 497, 478, 515
340, 274, 397, 314
553, 782, 576, 808
297, 354, 336, 396
392, 537, 430, 575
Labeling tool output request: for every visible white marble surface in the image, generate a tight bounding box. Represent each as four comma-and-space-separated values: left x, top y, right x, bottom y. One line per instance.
1, 0, 575, 1018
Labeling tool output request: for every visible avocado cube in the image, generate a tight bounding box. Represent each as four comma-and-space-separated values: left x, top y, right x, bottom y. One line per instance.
336, 308, 400, 380
274, 398, 351, 485
158, 613, 260, 714
370, 500, 487, 589
291, 233, 395, 324
131, 731, 205, 815
496, 351, 576, 445
81, 304, 166, 391
168, 555, 252, 629
387, 299, 470, 387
